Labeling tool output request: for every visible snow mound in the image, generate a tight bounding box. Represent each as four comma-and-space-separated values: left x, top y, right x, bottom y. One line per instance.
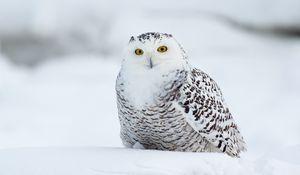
0, 147, 299, 175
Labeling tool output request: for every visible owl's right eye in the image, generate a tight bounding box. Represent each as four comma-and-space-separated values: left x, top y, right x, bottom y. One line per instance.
134, 48, 144, 55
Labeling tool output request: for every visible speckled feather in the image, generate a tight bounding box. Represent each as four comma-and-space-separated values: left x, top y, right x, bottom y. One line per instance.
116, 32, 246, 157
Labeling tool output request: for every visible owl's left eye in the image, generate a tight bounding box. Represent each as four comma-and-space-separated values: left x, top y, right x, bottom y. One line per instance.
157, 46, 168, 53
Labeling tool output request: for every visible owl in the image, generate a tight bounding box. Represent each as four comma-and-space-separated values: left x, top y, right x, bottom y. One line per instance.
116, 32, 246, 157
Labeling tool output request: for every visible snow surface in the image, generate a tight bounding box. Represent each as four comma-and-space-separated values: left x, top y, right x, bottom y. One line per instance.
1, 0, 300, 174
0, 147, 300, 175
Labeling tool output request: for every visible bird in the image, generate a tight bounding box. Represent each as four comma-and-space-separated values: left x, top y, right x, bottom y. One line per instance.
116, 32, 246, 157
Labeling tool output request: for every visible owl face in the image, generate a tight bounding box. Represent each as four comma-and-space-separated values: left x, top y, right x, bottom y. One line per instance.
123, 32, 187, 72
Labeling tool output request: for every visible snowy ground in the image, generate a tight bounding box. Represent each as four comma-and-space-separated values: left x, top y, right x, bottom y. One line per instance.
1, 0, 300, 174
0, 147, 300, 175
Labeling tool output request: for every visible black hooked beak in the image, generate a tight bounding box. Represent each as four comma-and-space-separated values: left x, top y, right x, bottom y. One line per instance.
149, 57, 153, 69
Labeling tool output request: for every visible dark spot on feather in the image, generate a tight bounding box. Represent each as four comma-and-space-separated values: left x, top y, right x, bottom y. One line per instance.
222, 145, 227, 152
217, 140, 223, 148
185, 106, 190, 113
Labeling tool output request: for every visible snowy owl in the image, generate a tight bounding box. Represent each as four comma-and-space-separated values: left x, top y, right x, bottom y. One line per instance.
116, 32, 246, 157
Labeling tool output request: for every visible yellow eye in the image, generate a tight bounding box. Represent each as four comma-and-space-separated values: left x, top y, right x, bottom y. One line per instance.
134, 48, 144, 55
157, 46, 168, 53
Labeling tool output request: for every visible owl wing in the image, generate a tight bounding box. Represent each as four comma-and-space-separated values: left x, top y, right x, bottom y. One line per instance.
177, 68, 246, 157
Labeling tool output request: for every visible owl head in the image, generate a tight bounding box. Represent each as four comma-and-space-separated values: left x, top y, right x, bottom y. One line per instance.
122, 32, 188, 73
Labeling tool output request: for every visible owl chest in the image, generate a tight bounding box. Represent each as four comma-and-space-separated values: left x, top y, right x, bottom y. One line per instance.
125, 101, 186, 141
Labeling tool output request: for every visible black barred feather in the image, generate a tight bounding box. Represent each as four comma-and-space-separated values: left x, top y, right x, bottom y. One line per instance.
179, 69, 246, 157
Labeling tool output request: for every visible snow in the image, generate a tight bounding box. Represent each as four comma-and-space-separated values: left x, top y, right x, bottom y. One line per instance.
0, 147, 300, 175
1, 0, 300, 174
0, 55, 121, 149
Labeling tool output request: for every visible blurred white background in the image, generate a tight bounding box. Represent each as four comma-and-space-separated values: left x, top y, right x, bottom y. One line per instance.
0, 0, 300, 161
